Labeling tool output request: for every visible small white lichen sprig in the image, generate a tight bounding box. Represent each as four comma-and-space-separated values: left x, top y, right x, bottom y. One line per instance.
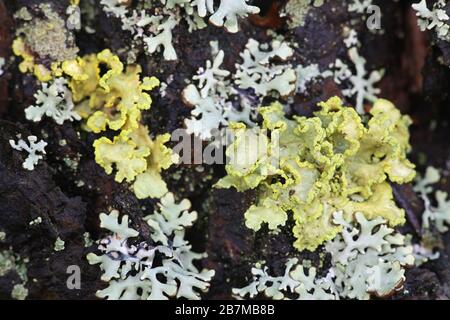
87, 193, 215, 300
9, 135, 47, 171
143, 14, 180, 61
100, 0, 179, 60
326, 212, 414, 300
412, 0, 450, 40
294, 29, 358, 95
413, 166, 450, 233
232, 258, 338, 300
25, 77, 81, 125
66, 3, 81, 31
342, 47, 384, 114
295, 64, 323, 94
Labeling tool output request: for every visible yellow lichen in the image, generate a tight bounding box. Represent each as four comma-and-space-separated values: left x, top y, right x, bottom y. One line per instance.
12, 37, 53, 82
217, 97, 416, 251
15, 3, 78, 62
14, 44, 176, 200
61, 50, 176, 199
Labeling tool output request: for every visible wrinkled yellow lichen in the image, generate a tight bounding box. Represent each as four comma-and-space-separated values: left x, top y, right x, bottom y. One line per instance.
61, 50, 176, 199
15, 3, 78, 61
12, 3, 79, 82
217, 97, 416, 251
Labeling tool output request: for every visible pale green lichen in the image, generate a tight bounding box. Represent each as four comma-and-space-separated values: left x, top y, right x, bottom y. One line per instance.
326, 211, 414, 299
234, 211, 414, 300
83, 232, 93, 248
412, 0, 450, 41
0, 249, 29, 300
15, 3, 79, 63
414, 166, 450, 233
101, 0, 260, 61
54, 237, 65, 252
9, 135, 48, 171
322, 30, 384, 114
87, 195, 215, 300
25, 77, 80, 125
183, 40, 259, 140
283, 0, 324, 29
217, 97, 416, 251
184, 38, 296, 140
11, 284, 29, 300
232, 258, 337, 300
0, 250, 28, 280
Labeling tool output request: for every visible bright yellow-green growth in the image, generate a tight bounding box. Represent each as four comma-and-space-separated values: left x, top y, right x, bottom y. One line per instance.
12, 37, 58, 82
13, 42, 176, 199
60, 50, 177, 199
12, 3, 79, 82
217, 97, 416, 251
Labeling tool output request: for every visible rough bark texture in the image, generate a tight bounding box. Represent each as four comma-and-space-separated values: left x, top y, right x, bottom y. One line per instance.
0, 0, 449, 300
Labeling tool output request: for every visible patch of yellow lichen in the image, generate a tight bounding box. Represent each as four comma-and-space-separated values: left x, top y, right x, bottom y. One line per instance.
217, 97, 416, 251
61, 49, 177, 199
12, 37, 54, 82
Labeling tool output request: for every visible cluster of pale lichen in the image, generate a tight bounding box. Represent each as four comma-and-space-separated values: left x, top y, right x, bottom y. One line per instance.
218, 97, 416, 251
8, 0, 450, 301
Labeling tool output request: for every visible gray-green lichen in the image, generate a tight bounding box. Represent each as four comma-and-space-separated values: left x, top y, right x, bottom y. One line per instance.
54, 237, 65, 252
29, 216, 42, 226
83, 232, 93, 248
15, 3, 79, 62
283, 0, 325, 29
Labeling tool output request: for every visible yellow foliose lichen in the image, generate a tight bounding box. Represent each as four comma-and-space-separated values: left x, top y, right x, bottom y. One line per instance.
217, 97, 416, 251
60, 49, 175, 200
